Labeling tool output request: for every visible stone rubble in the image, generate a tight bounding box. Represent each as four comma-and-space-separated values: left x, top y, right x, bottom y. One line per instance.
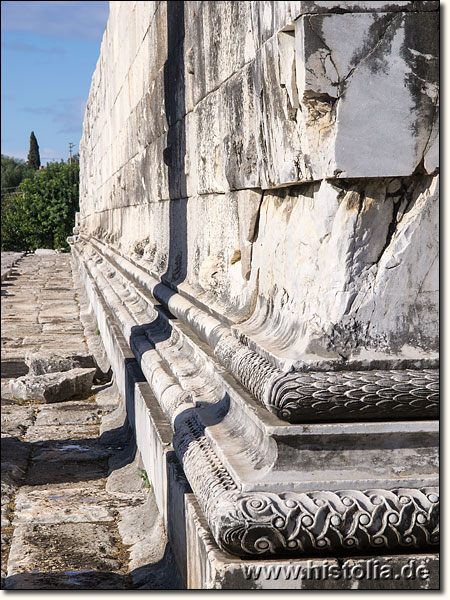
24, 349, 98, 376
1, 253, 181, 590
9, 368, 97, 404
1, 252, 25, 283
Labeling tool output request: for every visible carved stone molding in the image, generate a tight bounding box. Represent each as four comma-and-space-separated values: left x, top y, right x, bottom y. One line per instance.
73, 241, 440, 559
81, 237, 439, 424
267, 368, 439, 422
174, 410, 439, 559
215, 335, 278, 401
215, 335, 439, 422
217, 487, 440, 558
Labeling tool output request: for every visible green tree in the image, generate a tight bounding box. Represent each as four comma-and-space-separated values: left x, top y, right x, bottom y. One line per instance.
1, 156, 79, 252
1, 155, 36, 235
27, 131, 41, 170
1, 154, 35, 198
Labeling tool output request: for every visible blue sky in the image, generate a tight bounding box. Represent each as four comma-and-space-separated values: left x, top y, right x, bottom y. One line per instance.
1, 0, 109, 164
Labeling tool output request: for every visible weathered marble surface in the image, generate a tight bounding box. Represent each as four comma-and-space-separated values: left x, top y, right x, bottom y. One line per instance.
25, 350, 97, 376
1, 252, 25, 282
72, 240, 439, 563
79, 0, 439, 364
9, 368, 97, 404
74, 0, 439, 582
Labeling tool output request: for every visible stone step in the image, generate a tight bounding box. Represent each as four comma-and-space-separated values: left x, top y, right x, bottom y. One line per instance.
86, 238, 439, 423
2, 253, 180, 589
73, 240, 439, 560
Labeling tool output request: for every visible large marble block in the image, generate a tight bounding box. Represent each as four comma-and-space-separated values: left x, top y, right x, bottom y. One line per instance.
293, 10, 439, 180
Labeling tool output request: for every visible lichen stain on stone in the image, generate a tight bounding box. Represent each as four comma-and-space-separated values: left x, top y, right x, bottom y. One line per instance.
401, 11, 439, 140
230, 249, 241, 265
343, 190, 361, 212
353, 13, 399, 75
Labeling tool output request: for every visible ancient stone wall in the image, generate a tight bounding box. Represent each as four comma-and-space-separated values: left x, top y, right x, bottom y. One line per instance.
79, 0, 438, 367
75, 1, 439, 587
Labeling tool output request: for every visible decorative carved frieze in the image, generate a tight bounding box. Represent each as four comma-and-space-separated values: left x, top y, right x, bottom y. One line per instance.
218, 487, 439, 558
267, 368, 439, 422
173, 407, 439, 558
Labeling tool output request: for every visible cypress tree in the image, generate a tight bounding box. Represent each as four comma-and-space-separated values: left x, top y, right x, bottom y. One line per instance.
27, 131, 41, 170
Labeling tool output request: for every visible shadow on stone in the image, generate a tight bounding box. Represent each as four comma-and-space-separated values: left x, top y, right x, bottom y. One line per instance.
1, 361, 29, 379
4, 544, 182, 590
128, 545, 183, 589
160, 0, 187, 291
4, 570, 128, 590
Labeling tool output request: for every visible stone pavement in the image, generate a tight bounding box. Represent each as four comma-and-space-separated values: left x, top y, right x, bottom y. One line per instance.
1, 253, 180, 590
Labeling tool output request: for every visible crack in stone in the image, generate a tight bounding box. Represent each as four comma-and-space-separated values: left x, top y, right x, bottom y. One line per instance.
421, 94, 439, 167
414, 252, 438, 304
338, 13, 401, 95
306, 16, 341, 91
371, 187, 412, 273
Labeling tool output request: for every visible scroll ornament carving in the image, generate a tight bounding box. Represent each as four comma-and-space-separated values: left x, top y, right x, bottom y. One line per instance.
217, 488, 440, 558
77, 242, 440, 559
174, 410, 439, 558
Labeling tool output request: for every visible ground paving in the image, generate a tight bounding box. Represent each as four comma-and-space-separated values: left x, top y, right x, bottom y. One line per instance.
1, 253, 180, 590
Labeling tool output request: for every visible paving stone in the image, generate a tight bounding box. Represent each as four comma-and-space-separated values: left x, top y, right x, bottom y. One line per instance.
1, 253, 179, 590
30, 438, 113, 462
25, 349, 96, 376
22, 333, 86, 342
13, 488, 143, 525
23, 458, 108, 489
1, 339, 30, 350
5, 570, 127, 590
0, 360, 29, 379
42, 322, 84, 332
37, 315, 82, 324
1, 405, 35, 436
34, 402, 103, 426
2, 314, 38, 323
1, 325, 43, 335
23, 424, 100, 442
39, 307, 79, 319
1, 430, 30, 461
6, 522, 123, 579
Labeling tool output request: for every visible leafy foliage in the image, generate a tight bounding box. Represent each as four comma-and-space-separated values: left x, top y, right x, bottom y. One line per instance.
1, 154, 35, 198
1, 156, 79, 252
27, 131, 41, 170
